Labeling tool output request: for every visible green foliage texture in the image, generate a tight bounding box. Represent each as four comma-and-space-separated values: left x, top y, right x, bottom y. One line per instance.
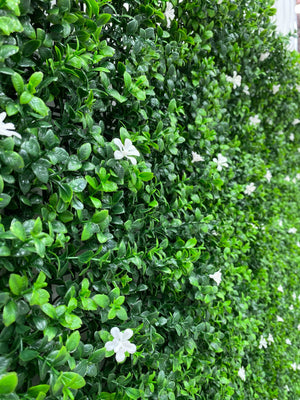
0, 0, 299, 399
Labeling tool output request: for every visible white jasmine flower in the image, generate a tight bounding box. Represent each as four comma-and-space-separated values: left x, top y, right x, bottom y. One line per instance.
288, 227, 297, 234
0, 112, 21, 139
244, 183, 256, 195
267, 333, 274, 344
277, 130, 284, 135
238, 366, 246, 381
296, 84, 300, 92
123, 3, 129, 11
259, 335, 268, 349
298, 365, 300, 370
277, 285, 283, 293
259, 52, 270, 61
284, 176, 290, 182
292, 292, 296, 300
297, 173, 300, 179
192, 151, 204, 163
284, 385, 289, 392
249, 115, 261, 125
164, 2, 175, 27
285, 338, 292, 345
292, 118, 300, 125
211, 230, 218, 236
298, 324, 300, 330
289, 305, 294, 310
265, 170, 272, 182
113, 138, 140, 165
243, 85, 250, 95
297, 242, 300, 248
278, 219, 283, 227
272, 84, 280, 94
105, 327, 137, 362
213, 153, 229, 171
217, 0, 223, 4
209, 270, 222, 286
292, 178, 296, 184
276, 315, 284, 322
226, 71, 242, 89
291, 362, 297, 371
289, 133, 294, 141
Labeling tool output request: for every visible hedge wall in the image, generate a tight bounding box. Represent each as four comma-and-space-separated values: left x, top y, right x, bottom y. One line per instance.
0, 0, 299, 399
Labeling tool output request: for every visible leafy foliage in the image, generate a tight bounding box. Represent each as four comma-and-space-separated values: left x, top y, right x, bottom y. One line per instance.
0, 0, 299, 399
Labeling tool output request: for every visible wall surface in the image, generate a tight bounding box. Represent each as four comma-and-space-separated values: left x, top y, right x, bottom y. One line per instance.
273, 0, 298, 50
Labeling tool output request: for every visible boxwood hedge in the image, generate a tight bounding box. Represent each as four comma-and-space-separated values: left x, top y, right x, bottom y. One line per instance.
0, 0, 299, 399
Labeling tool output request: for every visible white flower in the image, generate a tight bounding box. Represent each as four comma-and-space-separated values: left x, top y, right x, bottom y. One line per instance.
192, 151, 204, 163
113, 138, 140, 165
289, 133, 294, 141
209, 270, 222, 286
164, 2, 175, 27
259, 335, 268, 349
278, 219, 283, 227
267, 333, 274, 344
259, 52, 270, 62
217, 0, 223, 4
296, 84, 300, 92
284, 176, 290, 182
292, 178, 296, 184
0, 112, 21, 139
284, 385, 289, 392
244, 183, 256, 195
291, 362, 297, 371
292, 118, 300, 125
249, 115, 261, 125
213, 153, 229, 171
292, 292, 296, 300
285, 338, 292, 345
289, 305, 294, 310
298, 148, 300, 153
272, 84, 280, 94
238, 366, 246, 381
243, 85, 250, 95
277, 285, 283, 293
105, 327, 137, 362
298, 324, 300, 330
297, 242, 300, 248
277, 130, 284, 135
288, 227, 297, 234
297, 173, 300, 179
276, 315, 284, 322
265, 170, 272, 182
226, 71, 242, 89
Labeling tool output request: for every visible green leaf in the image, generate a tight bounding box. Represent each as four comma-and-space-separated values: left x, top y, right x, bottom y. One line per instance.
30, 289, 50, 306
41, 303, 56, 319
61, 372, 85, 389
90, 196, 102, 208
5, 0, 21, 16
88, 348, 106, 363
81, 222, 97, 241
185, 238, 197, 248
102, 181, 118, 192
0, 176, 3, 193
22, 39, 41, 57
62, 314, 82, 330
0, 372, 18, 394
20, 349, 39, 361
116, 307, 128, 321
124, 71, 132, 89
93, 294, 110, 308
66, 331, 80, 352
9, 274, 28, 295
10, 219, 26, 241
139, 172, 154, 181
125, 388, 141, 400
126, 19, 138, 34
59, 184, 73, 203
28, 385, 50, 396
28, 96, 49, 117
1, 151, 24, 170
0, 194, 11, 208
91, 210, 108, 223
68, 178, 87, 193
0, 45, 19, 60
28, 71, 43, 91
0, 16, 23, 35
0, 245, 11, 256
78, 143, 92, 161
97, 13, 111, 25
20, 91, 33, 104
3, 301, 17, 327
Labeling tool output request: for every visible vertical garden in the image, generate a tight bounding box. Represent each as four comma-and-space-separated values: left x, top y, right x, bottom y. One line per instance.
0, 0, 299, 399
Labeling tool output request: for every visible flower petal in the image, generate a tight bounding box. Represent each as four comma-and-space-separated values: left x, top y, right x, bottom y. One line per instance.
105, 341, 115, 351
112, 138, 123, 151
122, 328, 133, 340
114, 150, 124, 160
115, 351, 126, 363
111, 327, 121, 339
0, 112, 6, 123
127, 147, 140, 157
125, 342, 136, 354
126, 156, 137, 165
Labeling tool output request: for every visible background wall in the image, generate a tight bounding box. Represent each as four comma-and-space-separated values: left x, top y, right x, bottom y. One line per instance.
273, 0, 298, 50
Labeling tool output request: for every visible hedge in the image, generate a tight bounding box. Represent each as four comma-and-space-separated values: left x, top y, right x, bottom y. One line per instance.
0, 0, 299, 399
